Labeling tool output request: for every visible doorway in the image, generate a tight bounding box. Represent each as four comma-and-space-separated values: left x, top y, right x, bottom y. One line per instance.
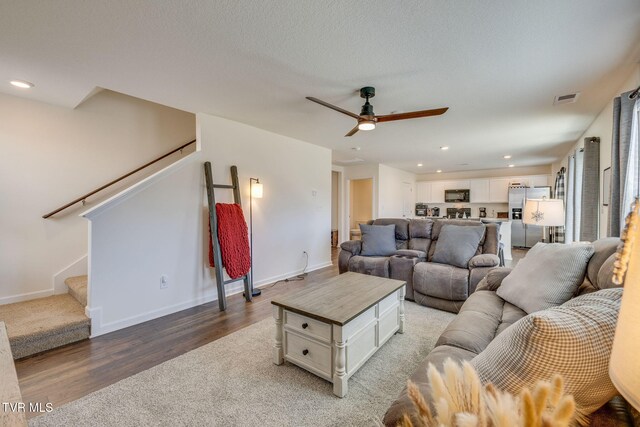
331, 171, 340, 250
349, 178, 373, 240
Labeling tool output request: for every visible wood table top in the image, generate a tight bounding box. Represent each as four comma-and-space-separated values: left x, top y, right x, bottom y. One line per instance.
271, 272, 405, 326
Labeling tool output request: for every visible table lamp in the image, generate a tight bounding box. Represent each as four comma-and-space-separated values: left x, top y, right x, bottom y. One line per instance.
523, 197, 564, 242
609, 198, 640, 413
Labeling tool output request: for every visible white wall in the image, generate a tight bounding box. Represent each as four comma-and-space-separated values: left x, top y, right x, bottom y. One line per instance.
85, 113, 331, 335
378, 164, 416, 218
553, 66, 640, 238
0, 90, 195, 303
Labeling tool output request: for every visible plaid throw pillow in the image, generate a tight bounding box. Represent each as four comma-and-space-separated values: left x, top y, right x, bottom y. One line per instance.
471, 288, 622, 424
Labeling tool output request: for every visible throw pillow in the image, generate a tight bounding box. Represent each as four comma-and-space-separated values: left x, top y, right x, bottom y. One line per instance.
496, 242, 594, 314
471, 288, 622, 424
359, 224, 397, 256
432, 224, 485, 268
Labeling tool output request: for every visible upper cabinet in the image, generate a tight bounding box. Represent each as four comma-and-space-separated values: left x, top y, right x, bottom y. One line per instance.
416, 181, 431, 203
417, 174, 551, 204
530, 175, 550, 187
488, 178, 511, 203
429, 181, 446, 203
470, 179, 490, 203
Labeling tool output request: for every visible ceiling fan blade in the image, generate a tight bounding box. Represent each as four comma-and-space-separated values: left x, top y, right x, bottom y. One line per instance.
306, 97, 360, 119
376, 107, 449, 123
345, 125, 360, 137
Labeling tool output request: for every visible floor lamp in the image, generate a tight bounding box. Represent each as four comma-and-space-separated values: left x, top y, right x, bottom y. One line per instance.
523, 197, 564, 243
249, 177, 263, 297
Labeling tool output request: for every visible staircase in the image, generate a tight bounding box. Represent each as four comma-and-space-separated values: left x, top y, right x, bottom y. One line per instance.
0, 276, 90, 359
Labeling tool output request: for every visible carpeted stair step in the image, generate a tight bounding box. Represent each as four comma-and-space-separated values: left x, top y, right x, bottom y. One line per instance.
0, 295, 90, 359
65, 275, 88, 307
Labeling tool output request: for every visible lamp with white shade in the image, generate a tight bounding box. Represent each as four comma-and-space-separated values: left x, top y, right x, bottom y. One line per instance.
609, 198, 640, 414
523, 197, 564, 242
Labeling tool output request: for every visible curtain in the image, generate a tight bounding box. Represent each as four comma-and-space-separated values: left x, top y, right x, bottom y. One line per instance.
565, 155, 575, 243
553, 167, 565, 243
608, 90, 637, 236
573, 149, 584, 241
580, 137, 600, 241
621, 98, 639, 224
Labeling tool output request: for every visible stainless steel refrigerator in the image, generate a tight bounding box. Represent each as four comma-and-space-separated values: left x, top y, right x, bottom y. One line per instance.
509, 186, 552, 248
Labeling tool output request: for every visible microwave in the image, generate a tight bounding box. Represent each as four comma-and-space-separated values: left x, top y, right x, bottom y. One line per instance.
444, 189, 470, 203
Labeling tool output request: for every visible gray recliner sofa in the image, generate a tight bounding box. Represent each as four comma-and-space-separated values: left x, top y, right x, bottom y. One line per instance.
339, 218, 500, 313
382, 237, 625, 426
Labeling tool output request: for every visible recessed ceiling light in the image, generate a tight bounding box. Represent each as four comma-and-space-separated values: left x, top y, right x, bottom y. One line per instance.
508, 164, 515, 168
440, 146, 449, 151
503, 155, 512, 159
436, 169, 442, 173
10, 79, 34, 89
417, 163, 423, 167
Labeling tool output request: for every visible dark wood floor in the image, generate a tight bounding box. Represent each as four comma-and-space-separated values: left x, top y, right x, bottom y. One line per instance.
16, 246, 526, 418
16, 249, 341, 418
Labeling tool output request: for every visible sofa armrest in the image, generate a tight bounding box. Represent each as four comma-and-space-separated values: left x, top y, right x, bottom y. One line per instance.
475, 267, 513, 292
394, 249, 427, 260
469, 254, 500, 269
340, 240, 362, 255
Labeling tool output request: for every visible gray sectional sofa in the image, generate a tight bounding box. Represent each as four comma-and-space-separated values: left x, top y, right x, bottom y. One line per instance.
339, 218, 500, 313
382, 237, 627, 426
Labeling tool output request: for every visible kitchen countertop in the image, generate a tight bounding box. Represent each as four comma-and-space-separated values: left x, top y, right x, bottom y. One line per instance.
415, 216, 510, 221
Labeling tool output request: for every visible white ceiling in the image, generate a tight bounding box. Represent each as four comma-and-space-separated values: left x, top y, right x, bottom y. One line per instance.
2, 0, 640, 174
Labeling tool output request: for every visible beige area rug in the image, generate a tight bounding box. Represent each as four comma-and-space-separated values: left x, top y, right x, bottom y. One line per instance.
30, 302, 454, 427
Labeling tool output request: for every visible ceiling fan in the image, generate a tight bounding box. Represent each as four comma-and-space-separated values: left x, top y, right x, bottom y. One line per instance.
306, 86, 448, 137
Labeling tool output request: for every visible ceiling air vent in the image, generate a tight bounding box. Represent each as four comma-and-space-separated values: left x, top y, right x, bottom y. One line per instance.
336, 158, 364, 165
553, 92, 580, 105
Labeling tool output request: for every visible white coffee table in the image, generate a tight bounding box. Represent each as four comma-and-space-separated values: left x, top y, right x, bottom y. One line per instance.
271, 272, 406, 397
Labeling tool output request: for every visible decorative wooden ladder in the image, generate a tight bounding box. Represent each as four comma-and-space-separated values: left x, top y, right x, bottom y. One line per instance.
204, 162, 252, 311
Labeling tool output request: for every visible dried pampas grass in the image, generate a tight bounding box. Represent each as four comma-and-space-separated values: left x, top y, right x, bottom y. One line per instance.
398, 359, 575, 427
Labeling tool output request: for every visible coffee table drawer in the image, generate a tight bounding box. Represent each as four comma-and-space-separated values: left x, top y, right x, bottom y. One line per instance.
284, 311, 331, 342
285, 331, 332, 378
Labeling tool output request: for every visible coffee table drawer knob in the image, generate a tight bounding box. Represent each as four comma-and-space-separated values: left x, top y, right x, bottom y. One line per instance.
302, 349, 309, 356
302, 323, 308, 329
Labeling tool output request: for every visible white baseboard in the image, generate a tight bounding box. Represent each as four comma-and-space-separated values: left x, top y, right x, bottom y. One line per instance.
53, 255, 88, 294
0, 289, 54, 305
254, 260, 333, 288
89, 259, 334, 337
89, 290, 218, 337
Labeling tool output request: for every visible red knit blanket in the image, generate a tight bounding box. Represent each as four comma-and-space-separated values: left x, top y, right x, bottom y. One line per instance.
208, 203, 251, 279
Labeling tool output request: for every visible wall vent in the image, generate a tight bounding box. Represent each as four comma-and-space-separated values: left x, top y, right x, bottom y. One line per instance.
553, 92, 580, 105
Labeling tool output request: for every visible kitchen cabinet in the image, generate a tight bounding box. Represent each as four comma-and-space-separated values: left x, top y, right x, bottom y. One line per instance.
429, 181, 446, 203
419, 175, 550, 205
416, 182, 431, 203
530, 175, 550, 187
445, 180, 470, 190
470, 179, 490, 203
488, 178, 511, 203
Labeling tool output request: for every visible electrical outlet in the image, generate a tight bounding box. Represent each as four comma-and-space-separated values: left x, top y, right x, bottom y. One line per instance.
160, 275, 169, 289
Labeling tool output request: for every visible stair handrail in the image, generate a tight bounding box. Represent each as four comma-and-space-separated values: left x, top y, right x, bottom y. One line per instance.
43, 139, 196, 218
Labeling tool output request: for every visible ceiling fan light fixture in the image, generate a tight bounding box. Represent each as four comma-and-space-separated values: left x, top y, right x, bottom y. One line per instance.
358, 120, 376, 131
